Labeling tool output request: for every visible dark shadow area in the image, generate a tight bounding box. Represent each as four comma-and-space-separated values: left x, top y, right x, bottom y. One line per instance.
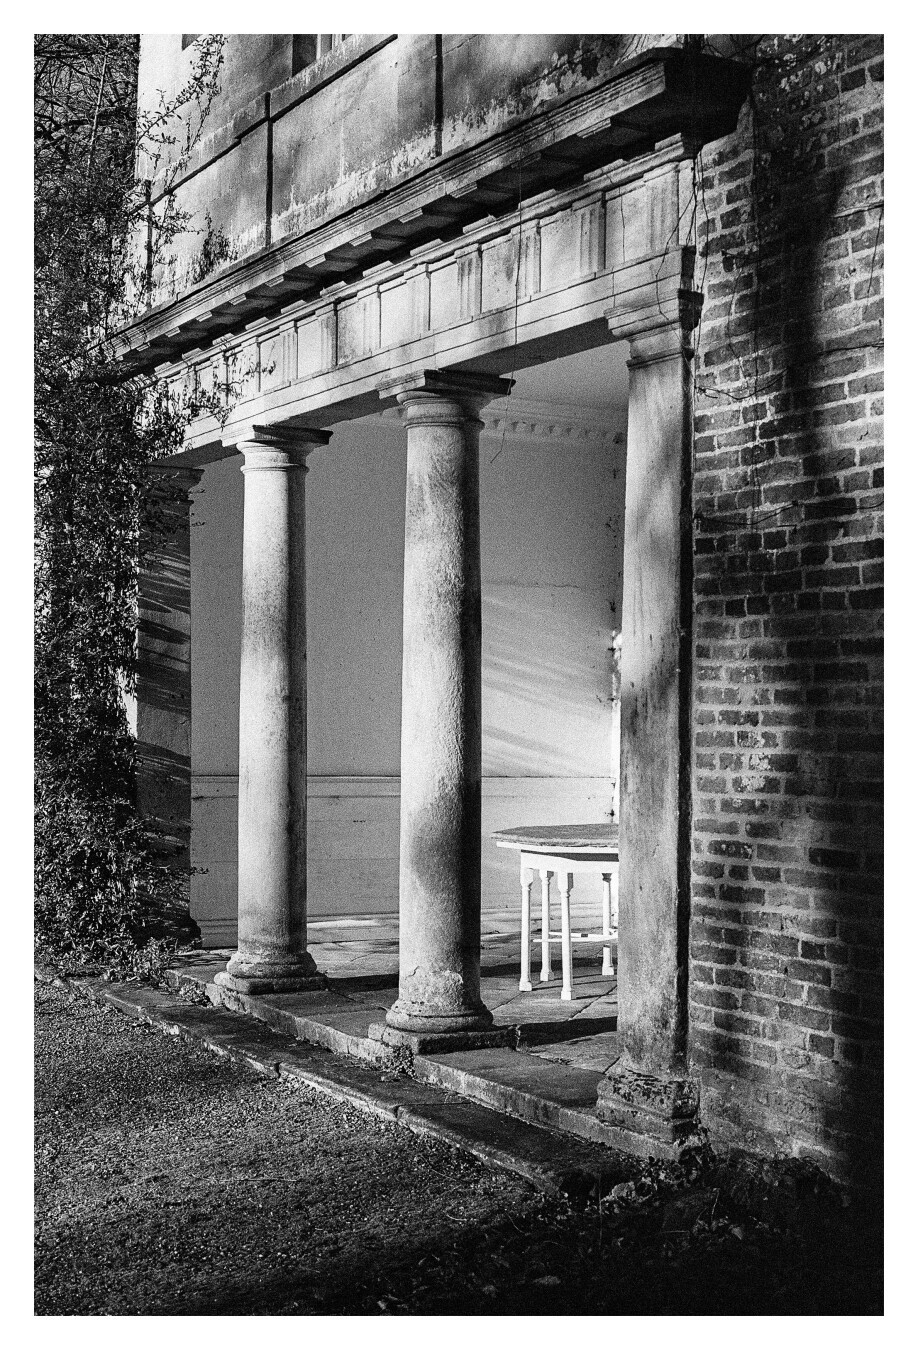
136, 468, 203, 946
518, 1015, 618, 1046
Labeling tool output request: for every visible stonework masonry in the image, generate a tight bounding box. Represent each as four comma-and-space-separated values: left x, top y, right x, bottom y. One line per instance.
688, 36, 883, 1184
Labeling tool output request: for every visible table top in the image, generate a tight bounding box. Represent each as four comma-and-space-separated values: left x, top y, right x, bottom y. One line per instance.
492, 822, 619, 852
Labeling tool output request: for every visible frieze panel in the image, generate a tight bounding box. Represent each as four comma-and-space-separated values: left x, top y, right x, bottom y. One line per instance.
338, 290, 381, 364
258, 326, 294, 393
296, 305, 337, 379
540, 207, 581, 292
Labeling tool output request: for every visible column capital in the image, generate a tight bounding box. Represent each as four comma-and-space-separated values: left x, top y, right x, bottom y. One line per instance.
606, 289, 702, 367
143, 459, 205, 489
605, 245, 702, 366
234, 423, 332, 470
379, 369, 513, 425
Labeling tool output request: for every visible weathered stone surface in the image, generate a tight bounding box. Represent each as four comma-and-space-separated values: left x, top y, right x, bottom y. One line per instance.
215, 970, 328, 995
596, 1064, 700, 1142
606, 320, 695, 1080
369, 1022, 515, 1056
221, 428, 331, 995
169, 965, 390, 1064
381, 374, 510, 1037
597, 1063, 699, 1118
410, 1045, 663, 1153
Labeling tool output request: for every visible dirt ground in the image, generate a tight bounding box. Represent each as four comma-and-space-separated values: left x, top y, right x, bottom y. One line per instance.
34, 983, 881, 1316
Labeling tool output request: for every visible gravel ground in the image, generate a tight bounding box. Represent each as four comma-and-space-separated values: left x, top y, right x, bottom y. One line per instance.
35, 983, 882, 1316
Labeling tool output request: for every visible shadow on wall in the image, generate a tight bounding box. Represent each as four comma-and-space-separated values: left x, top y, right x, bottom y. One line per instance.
136, 472, 201, 943
690, 39, 883, 1186
483, 585, 620, 779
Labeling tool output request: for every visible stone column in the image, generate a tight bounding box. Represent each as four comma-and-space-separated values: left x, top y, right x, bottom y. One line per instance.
216, 425, 330, 995
136, 461, 203, 941
597, 296, 701, 1147
370, 370, 512, 1051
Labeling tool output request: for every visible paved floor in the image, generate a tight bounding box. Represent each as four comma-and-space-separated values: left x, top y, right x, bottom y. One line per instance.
241, 906, 621, 1075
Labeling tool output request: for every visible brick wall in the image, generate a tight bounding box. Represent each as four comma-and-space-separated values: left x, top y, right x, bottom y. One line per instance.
688, 35, 883, 1184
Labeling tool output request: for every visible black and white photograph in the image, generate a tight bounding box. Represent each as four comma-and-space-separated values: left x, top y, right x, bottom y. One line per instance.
31, 14, 887, 1323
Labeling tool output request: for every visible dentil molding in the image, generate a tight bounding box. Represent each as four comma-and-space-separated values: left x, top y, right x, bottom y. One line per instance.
379, 397, 626, 446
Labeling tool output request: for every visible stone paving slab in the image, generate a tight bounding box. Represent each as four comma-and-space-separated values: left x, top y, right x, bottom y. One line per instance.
164, 967, 391, 1062
527, 1031, 622, 1074
330, 981, 399, 1005
492, 995, 600, 1025
171, 949, 620, 1071
412, 1046, 664, 1155
416, 1047, 603, 1110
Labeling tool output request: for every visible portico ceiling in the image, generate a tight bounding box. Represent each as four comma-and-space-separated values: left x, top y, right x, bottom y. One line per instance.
361, 343, 631, 438
507, 343, 630, 412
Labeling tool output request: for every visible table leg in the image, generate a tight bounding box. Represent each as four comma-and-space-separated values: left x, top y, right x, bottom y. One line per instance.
539, 870, 553, 982
559, 872, 573, 1001
519, 866, 534, 992
602, 872, 614, 976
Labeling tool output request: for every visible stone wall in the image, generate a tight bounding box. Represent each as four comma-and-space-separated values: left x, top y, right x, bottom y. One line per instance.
688, 35, 883, 1184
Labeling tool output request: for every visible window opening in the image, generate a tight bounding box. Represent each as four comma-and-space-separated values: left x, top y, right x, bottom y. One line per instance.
292, 35, 349, 75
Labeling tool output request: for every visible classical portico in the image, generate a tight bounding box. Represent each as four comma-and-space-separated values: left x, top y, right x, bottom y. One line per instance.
122, 40, 750, 1151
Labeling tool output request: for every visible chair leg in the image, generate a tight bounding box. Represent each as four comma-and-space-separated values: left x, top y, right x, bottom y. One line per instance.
519, 867, 534, 992
559, 871, 573, 1001
602, 872, 614, 976
540, 869, 553, 982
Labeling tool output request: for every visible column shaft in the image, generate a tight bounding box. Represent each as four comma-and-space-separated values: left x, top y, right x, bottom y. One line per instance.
387, 392, 489, 1032
616, 336, 693, 1076
596, 319, 699, 1143
217, 428, 329, 995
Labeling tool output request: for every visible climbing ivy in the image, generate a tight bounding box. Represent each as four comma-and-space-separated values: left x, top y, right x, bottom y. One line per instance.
34, 34, 225, 976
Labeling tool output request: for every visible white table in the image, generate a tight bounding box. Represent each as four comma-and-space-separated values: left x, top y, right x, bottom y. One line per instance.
492, 823, 620, 1001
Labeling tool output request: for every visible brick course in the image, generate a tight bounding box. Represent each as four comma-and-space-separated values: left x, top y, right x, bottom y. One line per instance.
688, 35, 883, 1183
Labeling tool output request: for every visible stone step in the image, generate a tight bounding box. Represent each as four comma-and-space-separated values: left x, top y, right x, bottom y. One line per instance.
413, 1047, 652, 1152
51, 971, 634, 1197
164, 964, 391, 1065
165, 961, 668, 1158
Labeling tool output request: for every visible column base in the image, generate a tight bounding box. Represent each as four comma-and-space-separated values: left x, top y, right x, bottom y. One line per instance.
214, 970, 328, 995
368, 1021, 516, 1056
214, 953, 327, 996
596, 1064, 699, 1145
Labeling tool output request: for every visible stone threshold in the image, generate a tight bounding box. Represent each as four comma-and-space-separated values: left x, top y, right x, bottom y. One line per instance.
163, 958, 681, 1162
36, 965, 644, 1197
